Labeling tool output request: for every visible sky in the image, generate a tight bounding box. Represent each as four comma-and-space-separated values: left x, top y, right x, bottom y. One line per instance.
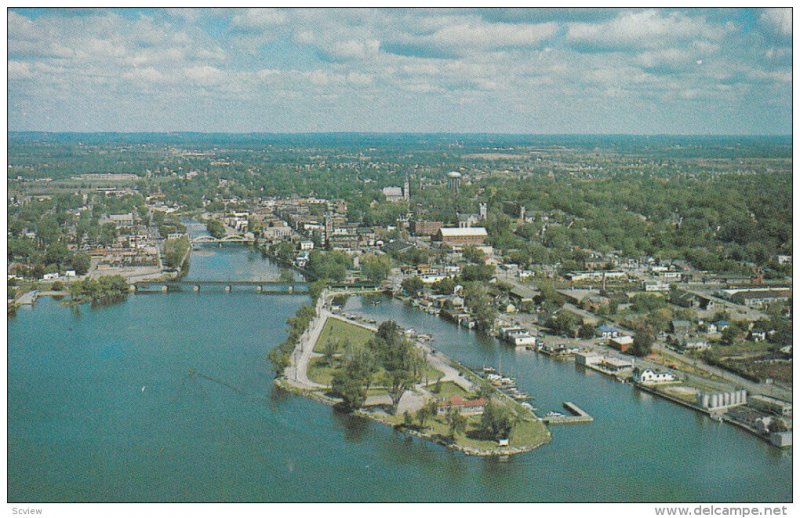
6, 7, 793, 134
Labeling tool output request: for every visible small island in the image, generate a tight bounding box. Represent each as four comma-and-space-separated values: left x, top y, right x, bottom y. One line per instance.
273, 290, 551, 456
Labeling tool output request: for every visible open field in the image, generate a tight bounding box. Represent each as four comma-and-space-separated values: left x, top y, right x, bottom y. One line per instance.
306, 356, 443, 387
428, 380, 470, 398
313, 317, 374, 353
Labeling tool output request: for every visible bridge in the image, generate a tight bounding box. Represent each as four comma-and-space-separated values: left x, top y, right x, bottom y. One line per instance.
134, 279, 308, 294
133, 279, 380, 294
192, 234, 255, 244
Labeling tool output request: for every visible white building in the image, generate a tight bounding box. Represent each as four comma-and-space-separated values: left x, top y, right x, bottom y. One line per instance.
634, 368, 677, 385
382, 186, 404, 202
697, 390, 747, 411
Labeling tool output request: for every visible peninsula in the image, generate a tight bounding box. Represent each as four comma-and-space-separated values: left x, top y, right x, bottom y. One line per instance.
274, 289, 552, 456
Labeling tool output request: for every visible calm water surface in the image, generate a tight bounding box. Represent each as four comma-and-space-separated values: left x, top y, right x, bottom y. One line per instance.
7, 239, 791, 502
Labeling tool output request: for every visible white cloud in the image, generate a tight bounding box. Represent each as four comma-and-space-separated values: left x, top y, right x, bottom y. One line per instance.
635, 48, 694, 69
759, 9, 791, 38
6, 8, 792, 134
184, 65, 225, 84
8, 61, 34, 80
328, 39, 381, 61
430, 20, 558, 51
122, 66, 171, 84
567, 10, 730, 49
231, 8, 288, 29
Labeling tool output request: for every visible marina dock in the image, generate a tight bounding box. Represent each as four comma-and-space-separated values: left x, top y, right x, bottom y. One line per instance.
542, 402, 594, 425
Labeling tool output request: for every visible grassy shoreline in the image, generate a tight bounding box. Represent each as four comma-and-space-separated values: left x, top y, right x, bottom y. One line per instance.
275, 304, 551, 457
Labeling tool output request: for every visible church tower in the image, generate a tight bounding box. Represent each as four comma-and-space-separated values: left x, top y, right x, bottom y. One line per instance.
403, 174, 410, 201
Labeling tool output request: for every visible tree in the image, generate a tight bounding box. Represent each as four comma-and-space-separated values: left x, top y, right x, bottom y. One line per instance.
323, 337, 344, 366
462, 281, 497, 331
415, 399, 438, 428
578, 322, 596, 339
279, 268, 295, 284
768, 418, 789, 433
432, 277, 456, 295
272, 241, 296, 264
308, 279, 328, 301
376, 320, 402, 346
331, 344, 378, 411
308, 250, 350, 282
71, 252, 91, 275
386, 369, 416, 414
632, 328, 655, 357
445, 406, 467, 439
163, 236, 190, 269
461, 263, 495, 282
360, 253, 391, 284
401, 276, 424, 296
267, 346, 290, 376
537, 280, 563, 305
331, 372, 369, 411
206, 219, 226, 239
721, 326, 738, 345
462, 245, 485, 264
549, 311, 577, 337
480, 399, 516, 441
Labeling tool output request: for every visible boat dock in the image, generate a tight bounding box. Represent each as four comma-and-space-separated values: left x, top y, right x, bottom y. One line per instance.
542, 402, 594, 425
474, 367, 533, 401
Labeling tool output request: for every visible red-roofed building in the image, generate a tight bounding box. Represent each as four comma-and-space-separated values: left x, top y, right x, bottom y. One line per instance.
436, 395, 488, 415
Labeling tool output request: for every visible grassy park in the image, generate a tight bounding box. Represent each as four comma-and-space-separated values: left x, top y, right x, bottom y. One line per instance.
379, 404, 550, 453
313, 317, 374, 353
304, 313, 551, 455
309, 316, 444, 389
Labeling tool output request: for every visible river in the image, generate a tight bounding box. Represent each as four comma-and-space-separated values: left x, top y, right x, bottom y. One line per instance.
7, 234, 791, 502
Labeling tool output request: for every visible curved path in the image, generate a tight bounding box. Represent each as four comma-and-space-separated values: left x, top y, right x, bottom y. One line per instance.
285, 289, 476, 411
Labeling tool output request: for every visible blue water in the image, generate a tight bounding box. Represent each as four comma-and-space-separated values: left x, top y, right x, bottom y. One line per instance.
7, 241, 792, 502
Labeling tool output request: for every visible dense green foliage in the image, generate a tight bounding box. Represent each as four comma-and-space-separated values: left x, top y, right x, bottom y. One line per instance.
308, 250, 351, 282
479, 399, 517, 441
8, 134, 792, 288
360, 254, 391, 284
331, 320, 424, 413
461, 282, 497, 331
205, 219, 226, 239
68, 275, 129, 305
267, 303, 317, 376
163, 236, 190, 269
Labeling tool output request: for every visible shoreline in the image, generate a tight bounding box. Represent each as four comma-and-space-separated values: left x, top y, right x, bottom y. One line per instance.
277, 293, 551, 457
390, 289, 794, 449
274, 377, 550, 457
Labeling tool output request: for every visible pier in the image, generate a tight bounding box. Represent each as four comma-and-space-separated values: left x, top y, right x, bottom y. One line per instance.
542, 402, 594, 425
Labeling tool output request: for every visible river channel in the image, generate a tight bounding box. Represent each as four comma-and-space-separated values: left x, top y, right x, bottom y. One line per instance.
7, 230, 791, 502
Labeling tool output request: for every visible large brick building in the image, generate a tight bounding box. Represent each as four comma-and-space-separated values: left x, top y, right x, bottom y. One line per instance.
434, 227, 488, 246
411, 220, 444, 236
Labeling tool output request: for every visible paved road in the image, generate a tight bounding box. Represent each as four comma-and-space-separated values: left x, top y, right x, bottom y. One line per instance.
287, 293, 328, 389
287, 289, 476, 411
652, 343, 792, 401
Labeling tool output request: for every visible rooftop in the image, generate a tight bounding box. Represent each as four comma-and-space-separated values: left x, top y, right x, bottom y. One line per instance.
438, 227, 488, 237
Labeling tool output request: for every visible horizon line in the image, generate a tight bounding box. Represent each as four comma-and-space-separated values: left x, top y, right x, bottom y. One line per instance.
8, 131, 792, 138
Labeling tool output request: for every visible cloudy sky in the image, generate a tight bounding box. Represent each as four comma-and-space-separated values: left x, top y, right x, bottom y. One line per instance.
7, 8, 793, 134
